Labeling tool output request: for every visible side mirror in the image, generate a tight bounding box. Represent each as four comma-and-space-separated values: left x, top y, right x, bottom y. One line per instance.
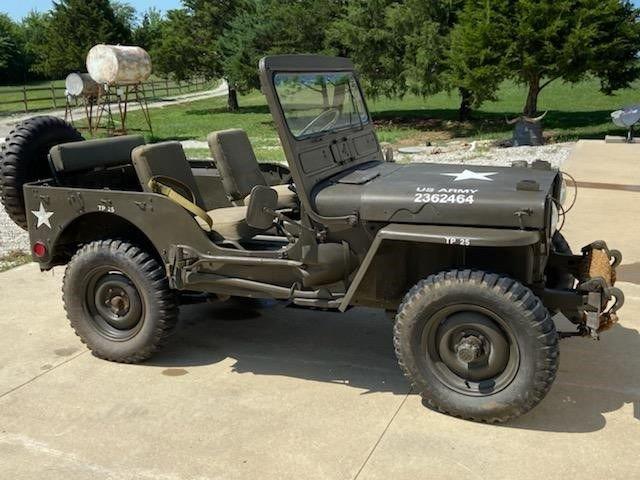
246, 185, 278, 229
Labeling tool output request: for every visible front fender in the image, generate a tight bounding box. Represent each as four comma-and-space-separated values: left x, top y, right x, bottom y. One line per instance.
338, 224, 541, 311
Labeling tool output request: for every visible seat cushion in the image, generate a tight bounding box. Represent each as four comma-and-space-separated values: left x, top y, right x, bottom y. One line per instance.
50, 135, 144, 173
195, 206, 260, 240
207, 129, 267, 201
132, 142, 205, 208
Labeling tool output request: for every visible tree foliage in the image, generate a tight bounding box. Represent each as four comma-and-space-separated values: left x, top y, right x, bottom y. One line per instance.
30, 0, 131, 78
1, 0, 639, 119
328, 0, 463, 98
452, 0, 640, 115
0, 13, 26, 83
151, 0, 246, 109
132, 8, 164, 53
20, 12, 52, 80
447, 0, 512, 119
221, 0, 346, 95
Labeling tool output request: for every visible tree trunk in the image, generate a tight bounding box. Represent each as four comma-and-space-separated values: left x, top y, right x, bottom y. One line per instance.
321, 83, 329, 108
227, 84, 239, 112
524, 78, 540, 117
458, 88, 472, 121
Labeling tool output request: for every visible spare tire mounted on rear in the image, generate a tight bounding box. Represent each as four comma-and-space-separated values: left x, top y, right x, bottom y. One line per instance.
0, 116, 83, 230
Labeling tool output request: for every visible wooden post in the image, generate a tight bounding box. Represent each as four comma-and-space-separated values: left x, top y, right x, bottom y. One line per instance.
22, 85, 28, 113
177, 80, 181, 94
165, 79, 169, 96
51, 83, 57, 108
150, 81, 156, 99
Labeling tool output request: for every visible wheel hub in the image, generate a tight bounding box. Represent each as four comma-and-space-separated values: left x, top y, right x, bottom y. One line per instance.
455, 334, 484, 363
90, 272, 143, 334
106, 290, 130, 316
422, 306, 520, 395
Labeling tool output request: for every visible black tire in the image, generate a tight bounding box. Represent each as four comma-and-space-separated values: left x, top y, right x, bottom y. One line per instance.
394, 270, 559, 423
0, 116, 83, 229
63, 240, 179, 363
546, 231, 574, 289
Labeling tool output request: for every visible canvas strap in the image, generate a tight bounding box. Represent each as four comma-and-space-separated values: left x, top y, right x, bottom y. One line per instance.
147, 175, 213, 229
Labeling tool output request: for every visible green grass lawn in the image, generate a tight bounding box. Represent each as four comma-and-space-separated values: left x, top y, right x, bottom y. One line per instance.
0, 80, 67, 114
88, 76, 639, 163
0, 251, 31, 272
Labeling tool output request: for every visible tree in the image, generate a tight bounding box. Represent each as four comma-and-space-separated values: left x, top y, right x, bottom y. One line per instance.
517, 0, 640, 116
327, 0, 462, 100
220, 0, 346, 98
151, 0, 246, 110
111, 1, 136, 33
151, 9, 201, 81
452, 0, 640, 116
132, 8, 165, 52
33, 0, 132, 78
448, 0, 512, 119
20, 11, 52, 80
0, 14, 25, 83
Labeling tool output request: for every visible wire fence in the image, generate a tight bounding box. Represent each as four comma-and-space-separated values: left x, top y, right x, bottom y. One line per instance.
0, 78, 213, 116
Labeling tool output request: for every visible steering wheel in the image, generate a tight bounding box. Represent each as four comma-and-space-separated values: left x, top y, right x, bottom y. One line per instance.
298, 107, 340, 136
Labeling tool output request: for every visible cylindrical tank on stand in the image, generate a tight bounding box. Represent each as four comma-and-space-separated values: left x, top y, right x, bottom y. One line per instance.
86, 44, 152, 85
65, 72, 101, 97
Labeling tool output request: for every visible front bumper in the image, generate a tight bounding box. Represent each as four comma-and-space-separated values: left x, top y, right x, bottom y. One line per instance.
543, 240, 624, 338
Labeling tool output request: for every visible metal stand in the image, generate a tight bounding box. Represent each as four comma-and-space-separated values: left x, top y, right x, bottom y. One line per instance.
64, 93, 99, 133
93, 83, 153, 136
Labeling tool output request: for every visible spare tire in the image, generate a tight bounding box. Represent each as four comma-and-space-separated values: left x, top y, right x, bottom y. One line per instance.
0, 116, 83, 230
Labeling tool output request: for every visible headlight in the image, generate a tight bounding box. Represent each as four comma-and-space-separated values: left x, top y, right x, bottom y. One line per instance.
550, 202, 559, 233
558, 177, 567, 205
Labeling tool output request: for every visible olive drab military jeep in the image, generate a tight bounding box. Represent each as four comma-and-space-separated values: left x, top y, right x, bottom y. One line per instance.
0, 55, 624, 423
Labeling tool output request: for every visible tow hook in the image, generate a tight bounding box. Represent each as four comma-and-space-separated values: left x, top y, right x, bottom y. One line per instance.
577, 241, 624, 339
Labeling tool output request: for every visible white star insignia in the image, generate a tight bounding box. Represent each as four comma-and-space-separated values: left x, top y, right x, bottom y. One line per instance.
441, 169, 498, 182
31, 202, 54, 229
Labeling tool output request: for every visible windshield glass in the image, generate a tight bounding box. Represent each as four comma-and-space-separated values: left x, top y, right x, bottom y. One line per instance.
274, 72, 369, 139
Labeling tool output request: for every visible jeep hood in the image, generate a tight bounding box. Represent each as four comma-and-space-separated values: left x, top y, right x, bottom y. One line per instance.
312, 162, 559, 230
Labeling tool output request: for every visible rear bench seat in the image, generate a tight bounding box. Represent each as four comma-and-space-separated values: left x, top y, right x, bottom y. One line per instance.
49, 135, 145, 175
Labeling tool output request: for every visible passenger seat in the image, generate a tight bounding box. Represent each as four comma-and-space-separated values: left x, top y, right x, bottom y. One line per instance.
131, 141, 261, 240
207, 129, 296, 209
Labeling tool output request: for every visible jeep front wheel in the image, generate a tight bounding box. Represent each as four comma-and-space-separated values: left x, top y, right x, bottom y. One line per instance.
63, 240, 179, 363
394, 270, 559, 423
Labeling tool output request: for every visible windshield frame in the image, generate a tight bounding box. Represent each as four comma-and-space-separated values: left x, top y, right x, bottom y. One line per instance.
272, 71, 371, 140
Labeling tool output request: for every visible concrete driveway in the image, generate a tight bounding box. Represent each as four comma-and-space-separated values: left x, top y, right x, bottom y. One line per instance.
1, 141, 639, 479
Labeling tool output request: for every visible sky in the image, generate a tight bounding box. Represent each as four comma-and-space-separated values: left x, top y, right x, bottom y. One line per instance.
3, 0, 640, 21
2, 0, 183, 21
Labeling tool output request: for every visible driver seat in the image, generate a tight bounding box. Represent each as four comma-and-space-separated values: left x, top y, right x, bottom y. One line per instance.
207, 129, 296, 209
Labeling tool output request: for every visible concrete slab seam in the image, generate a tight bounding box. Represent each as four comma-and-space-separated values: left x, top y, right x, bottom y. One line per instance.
0, 349, 88, 400
352, 390, 411, 480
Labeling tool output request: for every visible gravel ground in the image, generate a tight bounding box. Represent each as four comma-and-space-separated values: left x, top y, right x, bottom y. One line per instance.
0, 140, 575, 257
0, 210, 29, 256
398, 140, 574, 168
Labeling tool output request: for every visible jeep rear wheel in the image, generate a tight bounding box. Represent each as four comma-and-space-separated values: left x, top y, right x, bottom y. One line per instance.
63, 240, 178, 363
394, 270, 559, 423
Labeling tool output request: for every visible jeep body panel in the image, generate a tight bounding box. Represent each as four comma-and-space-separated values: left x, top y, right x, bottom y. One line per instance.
339, 224, 542, 310
313, 161, 559, 229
